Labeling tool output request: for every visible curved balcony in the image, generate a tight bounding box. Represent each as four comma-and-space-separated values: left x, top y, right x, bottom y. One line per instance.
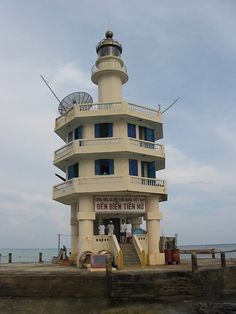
55, 101, 162, 139
53, 137, 165, 171
53, 175, 167, 205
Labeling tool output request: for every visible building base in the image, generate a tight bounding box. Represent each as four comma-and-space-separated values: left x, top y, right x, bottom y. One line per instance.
148, 252, 165, 265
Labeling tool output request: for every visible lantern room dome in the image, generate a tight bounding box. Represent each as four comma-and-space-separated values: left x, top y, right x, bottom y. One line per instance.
96, 30, 123, 57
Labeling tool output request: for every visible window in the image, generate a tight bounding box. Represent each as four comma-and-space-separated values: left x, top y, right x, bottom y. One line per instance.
68, 131, 73, 143
99, 46, 120, 57
68, 163, 79, 180
74, 126, 83, 140
139, 126, 154, 142
95, 159, 114, 175
67, 126, 83, 143
95, 123, 113, 138
127, 123, 136, 138
141, 161, 155, 178
129, 159, 138, 176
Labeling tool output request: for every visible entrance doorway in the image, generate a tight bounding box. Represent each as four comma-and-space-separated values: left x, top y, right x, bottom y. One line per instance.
103, 218, 120, 241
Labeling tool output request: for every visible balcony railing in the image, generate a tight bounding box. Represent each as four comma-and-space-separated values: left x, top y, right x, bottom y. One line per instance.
53, 175, 167, 199
130, 176, 165, 187
91, 64, 127, 74
129, 138, 163, 151
55, 101, 161, 127
54, 137, 164, 161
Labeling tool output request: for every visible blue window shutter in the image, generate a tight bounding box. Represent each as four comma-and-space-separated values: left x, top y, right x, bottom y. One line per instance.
75, 126, 83, 139
109, 159, 114, 174
148, 162, 156, 178
68, 165, 73, 180
129, 159, 138, 176
128, 123, 136, 138
95, 124, 100, 138
95, 160, 100, 175
108, 123, 113, 137
146, 128, 154, 142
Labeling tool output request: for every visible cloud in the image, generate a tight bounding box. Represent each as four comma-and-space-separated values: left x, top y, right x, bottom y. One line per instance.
161, 145, 236, 191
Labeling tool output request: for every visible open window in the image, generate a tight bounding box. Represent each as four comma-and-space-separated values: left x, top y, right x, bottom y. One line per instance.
139, 126, 154, 142
141, 161, 155, 178
95, 159, 114, 175
95, 123, 113, 138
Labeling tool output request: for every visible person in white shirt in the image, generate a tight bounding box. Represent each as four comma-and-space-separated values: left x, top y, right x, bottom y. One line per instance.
98, 221, 105, 235
125, 219, 132, 243
106, 220, 114, 235
120, 219, 126, 243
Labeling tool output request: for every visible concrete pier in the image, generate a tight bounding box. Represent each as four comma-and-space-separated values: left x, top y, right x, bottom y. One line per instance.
0, 259, 235, 313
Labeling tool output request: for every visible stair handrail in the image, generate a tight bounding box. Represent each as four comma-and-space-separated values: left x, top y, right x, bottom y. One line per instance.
132, 235, 146, 268
111, 235, 123, 269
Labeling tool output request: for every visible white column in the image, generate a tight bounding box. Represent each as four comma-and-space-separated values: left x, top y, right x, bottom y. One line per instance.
146, 195, 165, 265
70, 204, 78, 264
77, 195, 95, 267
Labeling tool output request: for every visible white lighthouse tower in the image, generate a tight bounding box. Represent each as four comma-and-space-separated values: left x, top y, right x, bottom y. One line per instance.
53, 31, 167, 267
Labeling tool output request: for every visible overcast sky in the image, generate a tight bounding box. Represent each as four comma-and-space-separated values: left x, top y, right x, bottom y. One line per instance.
0, 0, 235, 248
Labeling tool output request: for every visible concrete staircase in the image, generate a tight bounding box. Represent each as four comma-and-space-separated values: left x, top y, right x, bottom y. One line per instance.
120, 243, 140, 267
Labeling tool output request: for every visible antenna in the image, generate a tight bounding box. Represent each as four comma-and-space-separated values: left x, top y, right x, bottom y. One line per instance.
55, 173, 66, 182
40, 75, 70, 112
41, 75, 61, 104
162, 98, 179, 114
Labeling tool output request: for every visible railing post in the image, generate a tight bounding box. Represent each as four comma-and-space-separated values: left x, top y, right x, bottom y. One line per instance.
8, 253, 12, 263
106, 256, 112, 298
191, 253, 198, 273
39, 252, 43, 263
221, 252, 226, 268
211, 249, 215, 259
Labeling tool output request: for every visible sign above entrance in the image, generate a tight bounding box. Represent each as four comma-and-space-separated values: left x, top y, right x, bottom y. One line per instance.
95, 196, 145, 213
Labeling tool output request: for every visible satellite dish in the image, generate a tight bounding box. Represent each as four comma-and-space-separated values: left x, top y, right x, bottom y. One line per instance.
58, 92, 93, 115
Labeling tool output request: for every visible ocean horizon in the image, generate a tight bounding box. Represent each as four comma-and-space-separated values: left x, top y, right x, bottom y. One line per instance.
0, 243, 235, 263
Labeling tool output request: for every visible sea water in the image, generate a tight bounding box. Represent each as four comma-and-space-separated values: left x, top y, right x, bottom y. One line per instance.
0, 243, 235, 263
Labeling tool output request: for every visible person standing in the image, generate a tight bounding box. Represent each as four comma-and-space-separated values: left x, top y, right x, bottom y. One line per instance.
106, 220, 114, 235
120, 219, 126, 243
98, 221, 105, 235
125, 219, 132, 243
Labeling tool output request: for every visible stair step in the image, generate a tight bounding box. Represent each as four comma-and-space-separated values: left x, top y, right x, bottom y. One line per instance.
120, 243, 140, 266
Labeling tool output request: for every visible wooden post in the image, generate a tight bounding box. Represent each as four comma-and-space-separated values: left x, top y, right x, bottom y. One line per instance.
8, 253, 12, 263
221, 252, 226, 268
106, 256, 112, 298
39, 252, 43, 263
191, 253, 198, 273
211, 249, 215, 259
